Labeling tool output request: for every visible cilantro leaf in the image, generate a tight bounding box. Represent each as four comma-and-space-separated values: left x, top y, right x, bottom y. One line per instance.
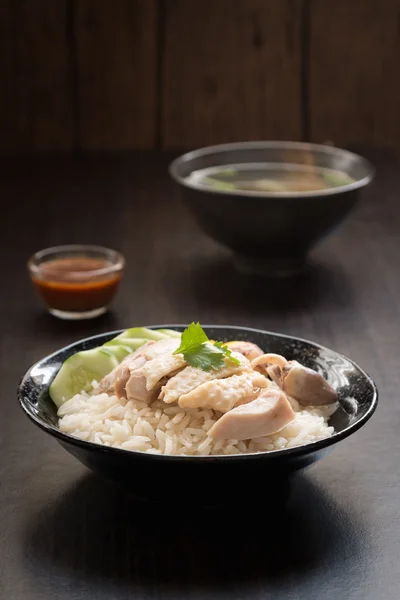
173, 322, 208, 356
213, 341, 241, 366
184, 343, 226, 371
173, 323, 241, 371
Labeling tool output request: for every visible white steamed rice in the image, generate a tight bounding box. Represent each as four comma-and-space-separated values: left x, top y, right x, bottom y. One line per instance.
57, 384, 336, 456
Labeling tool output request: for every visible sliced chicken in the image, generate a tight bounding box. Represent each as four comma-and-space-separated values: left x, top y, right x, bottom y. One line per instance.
251, 352, 286, 375
224, 341, 264, 362
208, 388, 296, 440
251, 353, 337, 406
125, 353, 186, 402
140, 338, 181, 360
252, 353, 287, 369
159, 352, 250, 404
178, 371, 269, 412
114, 355, 147, 397
96, 345, 153, 394
279, 362, 337, 406
97, 338, 181, 398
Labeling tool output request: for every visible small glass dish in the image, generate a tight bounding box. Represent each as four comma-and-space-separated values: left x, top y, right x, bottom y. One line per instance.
27, 245, 125, 320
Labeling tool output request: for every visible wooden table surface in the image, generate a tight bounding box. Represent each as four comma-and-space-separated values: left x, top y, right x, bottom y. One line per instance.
1, 151, 399, 600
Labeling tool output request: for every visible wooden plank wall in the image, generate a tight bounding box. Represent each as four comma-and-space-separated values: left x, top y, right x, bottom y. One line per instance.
309, 0, 400, 149
162, 0, 302, 147
0, 0, 399, 153
0, 0, 74, 152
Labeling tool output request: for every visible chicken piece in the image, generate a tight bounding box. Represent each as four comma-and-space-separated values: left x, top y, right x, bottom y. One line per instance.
251, 352, 287, 375
266, 365, 282, 387
224, 341, 264, 362
159, 352, 250, 404
140, 338, 181, 360
125, 353, 186, 402
178, 371, 269, 412
251, 353, 337, 406
96, 344, 154, 395
208, 388, 296, 441
251, 353, 287, 369
279, 362, 337, 406
142, 353, 186, 390
114, 355, 147, 397
97, 338, 181, 398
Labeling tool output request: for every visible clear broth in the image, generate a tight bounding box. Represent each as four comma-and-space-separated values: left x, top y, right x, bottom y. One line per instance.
186, 163, 355, 193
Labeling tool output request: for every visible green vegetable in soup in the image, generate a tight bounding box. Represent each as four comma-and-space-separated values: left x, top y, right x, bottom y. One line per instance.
202, 177, 237, 191
323, 171, 352, 188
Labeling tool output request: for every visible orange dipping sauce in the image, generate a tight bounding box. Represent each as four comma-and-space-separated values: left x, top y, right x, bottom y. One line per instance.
32, 257, 121, 312
28, 246, 125, 319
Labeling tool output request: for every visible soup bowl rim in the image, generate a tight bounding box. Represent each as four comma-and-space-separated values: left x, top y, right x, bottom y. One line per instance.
169, 141, 375, 199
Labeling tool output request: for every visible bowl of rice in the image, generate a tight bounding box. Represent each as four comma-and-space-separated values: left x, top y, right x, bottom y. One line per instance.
18, 325, 378, 504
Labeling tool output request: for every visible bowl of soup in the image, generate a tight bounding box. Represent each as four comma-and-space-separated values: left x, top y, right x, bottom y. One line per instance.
169, 142, 374, 276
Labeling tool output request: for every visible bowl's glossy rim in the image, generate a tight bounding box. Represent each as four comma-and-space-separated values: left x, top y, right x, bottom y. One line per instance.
169, 141, 375, 199
18, 324, 379, 463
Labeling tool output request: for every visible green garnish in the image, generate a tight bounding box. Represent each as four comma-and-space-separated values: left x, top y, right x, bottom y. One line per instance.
203, 177, 237, 191
323, 171, 351, 188
173, 322, 240, 372
216, 168, 237, 177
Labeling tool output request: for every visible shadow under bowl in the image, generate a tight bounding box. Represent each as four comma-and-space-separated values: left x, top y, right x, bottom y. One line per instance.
169, 141, 375, 277
18, 325, 378, 505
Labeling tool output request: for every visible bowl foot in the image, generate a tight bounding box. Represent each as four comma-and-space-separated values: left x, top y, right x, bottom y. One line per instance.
49, 307, 108, 320
119, 474, 294, 508
233, 254, 307, 278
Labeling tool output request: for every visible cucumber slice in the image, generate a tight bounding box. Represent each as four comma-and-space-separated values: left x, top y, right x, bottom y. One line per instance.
106, 336, 151, 351
103, 339, 142, 354
50, 349, 119, 408
118, 327, 170, 341
107, 342, 134, 354
99, 344, 131, 361
157, 329, 182, 338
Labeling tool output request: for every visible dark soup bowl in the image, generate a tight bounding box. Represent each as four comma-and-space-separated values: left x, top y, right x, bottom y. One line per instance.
18, 325, 377, 505
169, 141, 374, 277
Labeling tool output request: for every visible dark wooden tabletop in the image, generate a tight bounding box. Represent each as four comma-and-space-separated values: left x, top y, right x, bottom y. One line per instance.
1, 151, 399, 600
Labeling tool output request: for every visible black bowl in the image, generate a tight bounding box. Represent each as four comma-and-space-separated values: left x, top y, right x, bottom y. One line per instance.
18, 325, 378, 504
170, 141, 375, 277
